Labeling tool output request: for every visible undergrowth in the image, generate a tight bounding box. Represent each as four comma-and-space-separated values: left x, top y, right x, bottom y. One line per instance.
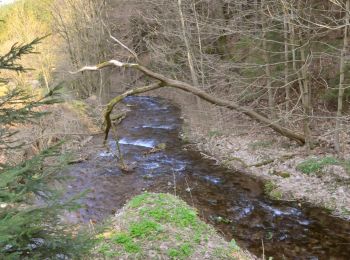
264, 181, 283, 200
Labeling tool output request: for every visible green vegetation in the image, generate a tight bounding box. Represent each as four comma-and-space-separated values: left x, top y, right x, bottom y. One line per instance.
264, 181, 283, 200
0, 0, 53, 42
0, 37, 94, 258
95, 193, 252, 259
296, 156, 350, 177
0, 0, 57, 90
296, 157, 339, 174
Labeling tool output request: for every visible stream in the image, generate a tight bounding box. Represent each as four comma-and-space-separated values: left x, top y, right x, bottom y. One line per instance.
66, 96, 350, 259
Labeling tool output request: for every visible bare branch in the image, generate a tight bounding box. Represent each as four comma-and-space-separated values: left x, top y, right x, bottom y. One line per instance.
110, 35, 139, 61
71, 59, 305, 145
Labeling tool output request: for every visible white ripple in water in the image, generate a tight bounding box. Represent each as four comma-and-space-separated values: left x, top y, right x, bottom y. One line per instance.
143, 162, 160, 170
141, 124, 175, 130
98, 140, 117, 157
119, 138, 156, 148
203, 175, 222, 185
260, 203, 304, 219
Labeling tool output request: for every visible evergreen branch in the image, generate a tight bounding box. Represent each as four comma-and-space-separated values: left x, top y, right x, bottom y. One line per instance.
0, 36, 48, 72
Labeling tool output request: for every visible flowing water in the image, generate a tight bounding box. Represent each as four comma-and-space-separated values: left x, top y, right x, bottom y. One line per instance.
66, 96, 350, 259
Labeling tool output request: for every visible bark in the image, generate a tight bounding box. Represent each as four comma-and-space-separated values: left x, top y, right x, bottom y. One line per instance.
103, 82, 164, 141
335, 0, 350, 156
71, 60, 306, 145
297, 0, 312, 153
283, 6, 291, 111
261, 0, 275, 118
178, 0, 199, 86
300, 45, 312, 152
289, 3, 312, 151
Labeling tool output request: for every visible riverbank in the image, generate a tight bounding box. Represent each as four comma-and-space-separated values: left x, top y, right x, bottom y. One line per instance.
93, 193, 253, 259
62, 95, 350, 259
181, 112, 350, 220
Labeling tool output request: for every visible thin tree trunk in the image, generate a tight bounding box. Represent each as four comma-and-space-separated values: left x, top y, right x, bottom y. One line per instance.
261, 0, 275, 118
177, 0, 199, 86
283, 6, 290, 111
191, 0, 204, 87
335, 0, 350, 156
290, 2, 312, 152
300, 45, 312, 153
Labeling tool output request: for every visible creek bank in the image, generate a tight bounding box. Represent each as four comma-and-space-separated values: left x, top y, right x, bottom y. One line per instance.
65, 95, 350, 259
181, 117, 350, 220
93, 193, 253, 260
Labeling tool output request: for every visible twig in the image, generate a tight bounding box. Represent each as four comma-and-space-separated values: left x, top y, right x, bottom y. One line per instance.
262, 239, 265, 260
109, 34, 139, 62
172, 169, 177, 197
184, 175, 195, 207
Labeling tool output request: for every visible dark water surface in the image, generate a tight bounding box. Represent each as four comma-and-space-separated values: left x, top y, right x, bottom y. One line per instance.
66, 96, 350, 259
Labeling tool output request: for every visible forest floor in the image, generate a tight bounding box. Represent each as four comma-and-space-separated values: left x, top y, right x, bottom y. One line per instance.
182, 111, 350, 220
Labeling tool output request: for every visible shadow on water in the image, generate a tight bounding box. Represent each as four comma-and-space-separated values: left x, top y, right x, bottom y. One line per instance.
66, 96, 350, 259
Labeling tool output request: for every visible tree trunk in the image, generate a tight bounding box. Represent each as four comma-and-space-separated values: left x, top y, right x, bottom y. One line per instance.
178, 0, 199, 86
261, 0, 275, 118
300, 45, 312, 153
283, 6, 290, 112
335, 0, 350, 156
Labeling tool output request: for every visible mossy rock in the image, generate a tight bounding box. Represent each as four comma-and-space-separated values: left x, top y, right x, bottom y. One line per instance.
272, 170, 291, 178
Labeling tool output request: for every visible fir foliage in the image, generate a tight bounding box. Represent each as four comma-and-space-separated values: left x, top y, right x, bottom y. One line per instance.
0, 38, 94, 259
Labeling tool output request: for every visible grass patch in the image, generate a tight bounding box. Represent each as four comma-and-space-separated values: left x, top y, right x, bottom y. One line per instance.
168, 243, 193, 259
94, 193, 252, 259
296, 157, 339, 174
112, 233, 141, 253
129, 220, 162, 238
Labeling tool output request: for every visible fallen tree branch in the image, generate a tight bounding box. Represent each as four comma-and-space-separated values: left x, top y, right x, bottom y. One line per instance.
223, 156, 248, 167
103, 82, 164, 141
248, 153, 298, 168
249, 158, 275, 168
70, 60, 305, 145
111, 111, 127, 124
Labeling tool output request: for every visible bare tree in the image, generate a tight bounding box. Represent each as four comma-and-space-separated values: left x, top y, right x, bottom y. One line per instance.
335, 0, 350, 156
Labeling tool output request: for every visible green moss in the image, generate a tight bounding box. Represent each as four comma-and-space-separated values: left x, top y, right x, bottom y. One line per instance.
269, 190, 283, 200
272, 171, 291, 178
112, 233, 141, 253
95, 193, 250, 259
129, 220, 162, 238
264, 181, 277, 194
138, 193, 199, 228
141, 207, 170, 221
296, 157, 339, 174
264, 181, 283, 200
128, 192, 152, 208
168, 243, 193, 259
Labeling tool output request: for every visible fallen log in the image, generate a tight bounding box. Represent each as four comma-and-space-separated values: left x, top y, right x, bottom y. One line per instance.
71, 60, 305, 145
